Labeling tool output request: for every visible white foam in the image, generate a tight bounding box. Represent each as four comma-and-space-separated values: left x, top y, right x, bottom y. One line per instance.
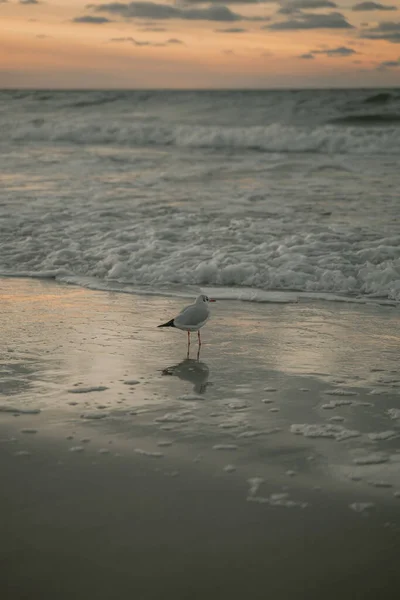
223, 464, 236, 473
157, 441, 173, 447
225, 401, 248, 411
164, 471, 179, 477
69, 446, 84, 453
349, 502, 375, 513
329, 416, 345, 422
212, 444, 238, 451
261, 399, 274, 404
387, 409, 400, 420
155, 412, 194, 423
368, 431, 398, 441
80, 412, 109, 420
14, 450, 32, 457
135, 449, 164, 458
237, 431, 264, 438
4, 221, 400, 305
324, 390, 358, 397
321, 400, 353, 409
234, 386, 255, 395
178, 394, 204, 401
246, 496, 269, 504
68, 386, 108, 394
98, 448, 110, 454
290, 423, 361, 441
286, 470, 296, 477
268, 493, 308, 509
247, 477, 264, 496
248, 493, 308, 509
353, 453, 389, 465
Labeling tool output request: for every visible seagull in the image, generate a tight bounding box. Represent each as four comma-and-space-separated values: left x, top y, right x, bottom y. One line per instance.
158, 294, 215, 356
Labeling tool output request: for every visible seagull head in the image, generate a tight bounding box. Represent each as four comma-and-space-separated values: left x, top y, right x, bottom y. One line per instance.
196, 294, 216, 305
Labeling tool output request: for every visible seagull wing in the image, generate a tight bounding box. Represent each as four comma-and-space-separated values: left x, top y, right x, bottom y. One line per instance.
174, 304, 209, 329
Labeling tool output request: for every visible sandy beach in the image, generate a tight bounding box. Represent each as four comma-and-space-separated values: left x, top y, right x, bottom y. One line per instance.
1, 278, 400, 599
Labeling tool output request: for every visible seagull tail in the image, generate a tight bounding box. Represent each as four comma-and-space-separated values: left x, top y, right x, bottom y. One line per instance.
157, 319, 175, 328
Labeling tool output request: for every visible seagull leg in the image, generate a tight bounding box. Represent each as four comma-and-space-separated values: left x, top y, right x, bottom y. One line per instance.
198, 330, 201, 347
187, 331, 191, 358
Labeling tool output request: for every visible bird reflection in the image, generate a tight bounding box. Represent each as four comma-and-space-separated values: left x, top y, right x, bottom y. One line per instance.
162, 358, 210, 394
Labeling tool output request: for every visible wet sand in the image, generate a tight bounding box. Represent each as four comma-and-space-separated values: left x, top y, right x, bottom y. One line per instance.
1, 278, 400, 599
2, 430, 400, 600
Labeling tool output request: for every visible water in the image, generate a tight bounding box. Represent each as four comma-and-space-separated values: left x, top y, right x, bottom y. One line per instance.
1, 88, 400, 302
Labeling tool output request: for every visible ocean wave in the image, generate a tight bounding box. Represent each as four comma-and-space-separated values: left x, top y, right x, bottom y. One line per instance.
363, 92, 395, 105
4, 119, 400, 155
329, 114, 400, 126
67, 95, 122, 109
1, 230, 399, 303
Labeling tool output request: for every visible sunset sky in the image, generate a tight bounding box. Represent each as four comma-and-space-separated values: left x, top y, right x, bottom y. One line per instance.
1, 0, 399, 88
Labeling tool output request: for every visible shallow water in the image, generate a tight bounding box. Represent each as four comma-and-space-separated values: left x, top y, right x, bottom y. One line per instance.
1, 278, 400, 508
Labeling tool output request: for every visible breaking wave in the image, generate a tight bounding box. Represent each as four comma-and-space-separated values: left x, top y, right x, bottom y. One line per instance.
3, 119, 400, 155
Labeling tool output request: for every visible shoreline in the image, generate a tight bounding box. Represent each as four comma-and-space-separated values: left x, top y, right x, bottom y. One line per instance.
2, 274, 399, 308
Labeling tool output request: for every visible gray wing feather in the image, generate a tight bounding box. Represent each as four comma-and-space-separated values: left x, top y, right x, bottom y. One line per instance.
175, 304, 209, 327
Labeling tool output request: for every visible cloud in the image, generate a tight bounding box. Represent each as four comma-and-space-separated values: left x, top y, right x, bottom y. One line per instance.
313, 46, 357, 56
140, 27, 167, 31
352, 2, 396, 11
182, 0, 273, 3
377, 58, 400, 67
278, 0, 337, 14
300, 45, 357, 58
266, 11, 354, 29
215, 27, 247, 32
36, 34, 52, 38
90, 2, 268, 21
109, 36, 184, 46
73, 16, 113, 24
20, 0, 39, 4
361, 21, 400, 42
182, 0, 272, 3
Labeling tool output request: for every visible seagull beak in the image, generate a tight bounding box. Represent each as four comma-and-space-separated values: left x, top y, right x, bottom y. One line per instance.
209, 298, 216, 303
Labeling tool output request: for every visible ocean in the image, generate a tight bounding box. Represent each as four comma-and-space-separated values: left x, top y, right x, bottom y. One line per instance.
1, 88, 400, 304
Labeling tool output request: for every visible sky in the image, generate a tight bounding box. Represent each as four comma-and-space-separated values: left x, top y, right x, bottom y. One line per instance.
0, 0, 400, 88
